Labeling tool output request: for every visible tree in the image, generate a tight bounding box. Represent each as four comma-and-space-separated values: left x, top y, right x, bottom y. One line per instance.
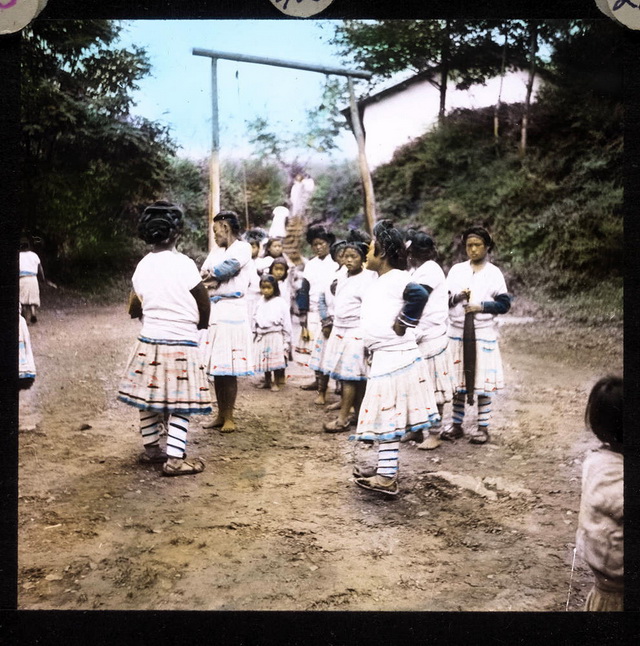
331, 20, 508, 122
21, 20, 177, 281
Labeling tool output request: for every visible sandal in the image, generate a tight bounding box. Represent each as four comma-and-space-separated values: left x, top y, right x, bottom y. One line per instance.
468, 427, 489, 445
323, 418, 351, 433
354, 474, 399, 496
400, 429, 424, 444
352, 465, 377, 478
162, 457, 205, 476
138, 450, 168, 464
440, 423, 464, 441
417, 434, 441, 450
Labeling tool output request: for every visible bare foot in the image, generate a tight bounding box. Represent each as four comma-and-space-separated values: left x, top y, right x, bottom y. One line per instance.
220, 419, 237, 433
270, 384, 280, 392
314, 394, 326, 406
254, 381, 271, 389
203, 417, 224, 429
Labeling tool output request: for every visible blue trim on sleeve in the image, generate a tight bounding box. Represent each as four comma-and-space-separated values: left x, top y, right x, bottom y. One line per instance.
213, 258, 241, 281
481, 293, 512, 315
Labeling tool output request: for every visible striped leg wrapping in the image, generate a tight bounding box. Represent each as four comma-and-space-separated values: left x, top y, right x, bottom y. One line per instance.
376, 440, 400, 477
477, 394, 492, 429
166, 414, 189, 458
140, 411, 163, 447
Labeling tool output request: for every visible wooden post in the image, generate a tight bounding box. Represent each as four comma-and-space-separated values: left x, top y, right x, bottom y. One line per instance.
192, 48, 373, 246
348, 76, 376, 235
209, 58, 220, 251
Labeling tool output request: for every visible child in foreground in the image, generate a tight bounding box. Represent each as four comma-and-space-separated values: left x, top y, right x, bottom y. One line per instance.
117, 201, 211, 476
575, 376, 623, 611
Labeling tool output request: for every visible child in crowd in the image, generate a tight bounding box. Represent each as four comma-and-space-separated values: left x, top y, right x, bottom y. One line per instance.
406, 229, 455, 450
255, 237, 292, 274
575, 376, 623, 611
441, 226, 511, 445
243, 228, 267, 320
252, 275, 292, 391
312, 239, 347, 405
268, 257, 293, 310
294, 225, 339, 399
200, 211, 255, 433
351, 220, 440, 496
321, 231, 375, 433
117, 201, 211, 476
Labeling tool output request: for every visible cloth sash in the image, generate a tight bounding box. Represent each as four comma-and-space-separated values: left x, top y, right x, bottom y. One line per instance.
463, 311, 476, 404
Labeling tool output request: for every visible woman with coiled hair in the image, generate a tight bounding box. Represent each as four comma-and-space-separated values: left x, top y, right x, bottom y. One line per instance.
320, 229, 376, 433
441, 225, 511, 445
117, 201, 211, 476
294, 224, 339, 401
200, 211, 255, 433
350, 220, 441, 496
406, 229, 455, 450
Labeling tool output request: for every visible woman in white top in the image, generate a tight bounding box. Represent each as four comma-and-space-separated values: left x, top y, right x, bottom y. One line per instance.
200, 211, 255, 433
294, 225, 339, 397
117, 202, 211, 476
441, 226, 511, 445
19, 241, 48, 324
406, 229, 455, 450
321, 231, 376, 433
351, 220, 440, 497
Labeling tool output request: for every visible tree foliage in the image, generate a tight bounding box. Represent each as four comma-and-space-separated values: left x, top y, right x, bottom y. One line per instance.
21, 20, 177, 282
368, 20, 623, 292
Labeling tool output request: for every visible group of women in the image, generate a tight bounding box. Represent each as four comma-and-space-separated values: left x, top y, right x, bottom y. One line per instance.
116, 201, 512, 493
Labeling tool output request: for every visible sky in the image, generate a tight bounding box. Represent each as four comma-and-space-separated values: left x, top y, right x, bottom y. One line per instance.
116, 19, 360, 163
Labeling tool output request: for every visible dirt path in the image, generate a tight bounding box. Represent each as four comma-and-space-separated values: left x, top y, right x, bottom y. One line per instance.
18, 294, 622, 611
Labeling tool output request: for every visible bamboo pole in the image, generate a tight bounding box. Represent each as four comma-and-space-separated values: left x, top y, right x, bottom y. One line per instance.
209, 57, 220, 251
348, 77, 376, 235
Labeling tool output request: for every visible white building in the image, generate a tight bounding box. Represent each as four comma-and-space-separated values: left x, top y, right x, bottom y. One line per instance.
346, 70, 541, 169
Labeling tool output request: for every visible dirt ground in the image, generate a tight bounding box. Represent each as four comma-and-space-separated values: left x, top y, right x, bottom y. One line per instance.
17, 287, 623, 611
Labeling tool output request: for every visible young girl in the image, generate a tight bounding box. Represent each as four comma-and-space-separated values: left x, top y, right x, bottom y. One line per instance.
252, 275, 292, 391
312, 239, 348, 405
268, 257, 292, 309
255, 237, 292, 274
575, 376, 623, 611
321, 231, 376, 433
243, 228, 268, 321
117, 201, 211, 476
441, 226, 511, 445
294, 225, 339, 397
406, 229, 455, 450
351, 220, 440, 496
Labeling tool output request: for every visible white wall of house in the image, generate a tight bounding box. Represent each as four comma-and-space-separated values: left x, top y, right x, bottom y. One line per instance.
362, 70, 541, 168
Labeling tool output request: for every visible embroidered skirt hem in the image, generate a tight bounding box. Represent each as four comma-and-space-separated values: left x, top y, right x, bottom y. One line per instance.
202, 300, 254, 377
448, 327, 505, 393
118, 337, 212, 415
351, 349, 440, 442
253, 331, 288, 373
320, 326, 368, 381
417, 334, 455, 405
